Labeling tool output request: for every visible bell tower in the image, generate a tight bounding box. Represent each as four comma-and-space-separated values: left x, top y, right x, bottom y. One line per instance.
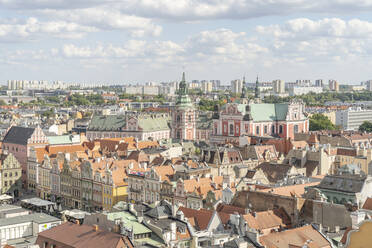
171, 72, 196, 140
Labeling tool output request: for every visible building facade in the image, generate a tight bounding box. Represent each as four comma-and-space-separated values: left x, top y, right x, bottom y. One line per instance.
0, 153, 22, 197
171, 73, 196, 140
211, 98, 309, 143
336, 107, 372, 130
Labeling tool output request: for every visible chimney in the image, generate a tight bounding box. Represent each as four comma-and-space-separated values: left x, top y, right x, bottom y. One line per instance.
93, 224, 99, 232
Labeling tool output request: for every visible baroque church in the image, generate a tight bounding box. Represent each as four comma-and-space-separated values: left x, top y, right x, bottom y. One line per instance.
211, 77, 309, 144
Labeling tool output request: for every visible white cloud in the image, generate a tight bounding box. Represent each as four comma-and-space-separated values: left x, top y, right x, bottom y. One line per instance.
61, 28, 267, 68
0, 17, 97, 41
255, 18, 372, 63
40, 8, 162, 37
257, 18, 372, 39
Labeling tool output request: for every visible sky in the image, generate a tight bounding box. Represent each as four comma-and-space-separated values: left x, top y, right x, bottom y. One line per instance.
2, 0, 372, 85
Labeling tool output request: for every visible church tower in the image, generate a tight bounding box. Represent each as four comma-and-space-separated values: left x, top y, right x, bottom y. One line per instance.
254, 75, 260, 99
171, 72, 196, 140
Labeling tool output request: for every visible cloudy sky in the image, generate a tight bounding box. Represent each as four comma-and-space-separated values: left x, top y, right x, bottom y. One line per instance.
1, 0, 372, 84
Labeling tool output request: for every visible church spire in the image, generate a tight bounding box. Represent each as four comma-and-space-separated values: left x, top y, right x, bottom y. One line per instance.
255, 75, 260, 99
178, 72, 187, 96
241, 76, 247, 99
182, 72, 185, 83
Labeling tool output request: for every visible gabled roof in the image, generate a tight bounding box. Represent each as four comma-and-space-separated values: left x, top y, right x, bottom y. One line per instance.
243, 209, 291, 231
3, 126, 35, 145
178, 207, 214, 231
36, 222, 130, 248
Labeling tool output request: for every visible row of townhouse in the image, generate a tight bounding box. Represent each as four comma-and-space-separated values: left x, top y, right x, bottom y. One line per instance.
28, 147, 130, 211
127, 163, 236, 210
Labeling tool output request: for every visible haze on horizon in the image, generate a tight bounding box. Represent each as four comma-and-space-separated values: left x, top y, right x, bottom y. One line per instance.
1, 0, 372, 84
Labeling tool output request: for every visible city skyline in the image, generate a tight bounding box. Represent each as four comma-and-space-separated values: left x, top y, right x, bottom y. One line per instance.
2, 1, 372, 83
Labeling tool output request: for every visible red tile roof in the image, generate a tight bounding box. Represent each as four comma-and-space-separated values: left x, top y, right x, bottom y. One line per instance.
36, 222, 132, 248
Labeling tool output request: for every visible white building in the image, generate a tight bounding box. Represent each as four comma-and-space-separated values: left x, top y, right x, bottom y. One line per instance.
201, 81, 213, 93
336, 107, 372, 130
142, 86, 159, 95
289, 86, 323, 96
0, 211, 60, 246
7, 80, 67, 90
296, 79, 311, 86
231, 79, 242, 94
272, 79, 285, 94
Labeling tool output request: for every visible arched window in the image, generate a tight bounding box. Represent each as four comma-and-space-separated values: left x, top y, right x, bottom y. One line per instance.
176, 115, 181, 123
229, 124, 234, 135
279, 125, 283, 134
256, 126, 260, 135
271, 125, 275, 134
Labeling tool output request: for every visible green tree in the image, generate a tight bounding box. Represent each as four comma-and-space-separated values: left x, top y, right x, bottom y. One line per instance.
309, 113, 336, 131
0, 100, 6, 106
359, 121, 372, 133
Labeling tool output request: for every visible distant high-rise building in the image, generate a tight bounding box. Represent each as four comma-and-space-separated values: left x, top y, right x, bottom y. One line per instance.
231, 79, 243, 95
201, 81, 213, 93
315, 79, 323, 87
210, 80, 221, 90
272, 79, 285, 94
366, 80, 372, 91
296, 79, 311, 87
329, 80, 339, 92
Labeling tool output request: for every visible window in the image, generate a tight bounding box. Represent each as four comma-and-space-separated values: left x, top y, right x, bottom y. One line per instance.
279, 125, 283, 134
264, 126, 267, 134
4, 173, 7, 177
256, 126, 260, 135
177, 115, 181, 123
189, 115, 192, 121
9, 172, 12, 177
229, 124, 234, 135
271, 125, 275, 134
294, 125, 299, 133
4, 181, 7, 187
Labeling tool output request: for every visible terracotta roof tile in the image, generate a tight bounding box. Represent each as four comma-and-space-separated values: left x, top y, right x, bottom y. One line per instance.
178, 207, 214, 231
36, 222, 130, 248
243, 209, 291, 231
259, 225, 331, 248
362, 197, 372, 210
259, 182, 320, 197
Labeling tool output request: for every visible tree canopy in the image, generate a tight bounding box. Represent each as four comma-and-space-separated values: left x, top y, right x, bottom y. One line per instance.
309, 113, 336, 131
359, 121, 372, 133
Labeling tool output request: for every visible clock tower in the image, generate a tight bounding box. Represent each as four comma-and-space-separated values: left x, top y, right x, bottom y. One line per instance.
171, 72, 196, 140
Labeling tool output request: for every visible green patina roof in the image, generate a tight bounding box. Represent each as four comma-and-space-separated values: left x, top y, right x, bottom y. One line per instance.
226, 103, 289, 122
138, 115, 169, 132
47, 135, 75, 145
88, 115, 169, 132
88, 115, 126, 131
106, 212, 152, 235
